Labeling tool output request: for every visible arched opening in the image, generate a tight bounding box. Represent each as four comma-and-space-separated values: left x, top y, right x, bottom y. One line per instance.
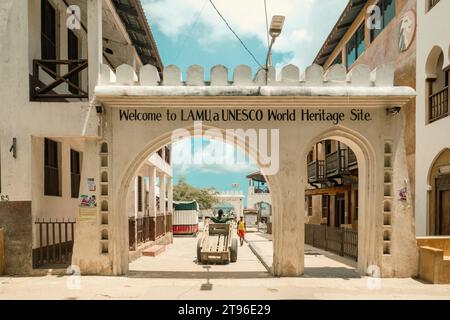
115, 126, 278, 276
427, 148, 450, 235
304, 138, 360, 276
301, 127, 378, 276
426, 46, 449, 123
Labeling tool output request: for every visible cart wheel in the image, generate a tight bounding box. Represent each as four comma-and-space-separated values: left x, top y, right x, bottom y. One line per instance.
230, 238, 238, 263
197, 238, 202, 263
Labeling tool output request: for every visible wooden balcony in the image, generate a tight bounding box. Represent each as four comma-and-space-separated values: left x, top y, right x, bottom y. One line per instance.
308, 160, 325, 183
325, 149, 347, 178
307, 149, 358, 183
30, 59, 88, 101
429, 86, 448, 123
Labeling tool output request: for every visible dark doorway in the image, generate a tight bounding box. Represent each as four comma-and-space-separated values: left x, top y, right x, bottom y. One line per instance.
439, 190, 450, 235
335, 194, 345, 228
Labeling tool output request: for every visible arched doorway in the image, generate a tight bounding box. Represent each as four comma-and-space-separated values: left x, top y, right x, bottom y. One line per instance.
113, 125, 281, 276
427, 148, 450, 235
302, 127, 379, 275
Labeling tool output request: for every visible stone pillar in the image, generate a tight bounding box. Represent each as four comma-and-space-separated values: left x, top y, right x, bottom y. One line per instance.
159, 173, 166, 215
271, 159, 304, 277
167, 177, 173, 214
72, 138, 111, 274
148, 166, 157, 217
87, 0, 102, 100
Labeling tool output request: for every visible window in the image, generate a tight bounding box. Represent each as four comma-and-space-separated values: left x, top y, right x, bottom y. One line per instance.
44, 138, 60, 196
41, 0, 57, 72
370, 0, 396, 42
70, 150, 81, 198
137, 176, 143, 212
322, 195, 330, 219
346, 24, 365, 69
68, 30, 80, 95
428, 52, 449, 123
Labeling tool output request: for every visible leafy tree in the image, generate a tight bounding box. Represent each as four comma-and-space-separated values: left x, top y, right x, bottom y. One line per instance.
173, 176, 219, 210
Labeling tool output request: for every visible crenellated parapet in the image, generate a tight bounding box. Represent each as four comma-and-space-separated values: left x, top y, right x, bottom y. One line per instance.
98, 63, 397, 88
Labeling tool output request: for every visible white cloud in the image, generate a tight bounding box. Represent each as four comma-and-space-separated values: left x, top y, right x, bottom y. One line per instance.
171, 138, 257, 174
143, 0, 317, 67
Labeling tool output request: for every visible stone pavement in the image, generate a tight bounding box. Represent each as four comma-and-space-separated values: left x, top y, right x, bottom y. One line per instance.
246, 232, 360, 279
1, 234, 450, 300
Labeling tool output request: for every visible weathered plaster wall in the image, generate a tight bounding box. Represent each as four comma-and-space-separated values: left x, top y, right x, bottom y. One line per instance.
0, 201, 32, 275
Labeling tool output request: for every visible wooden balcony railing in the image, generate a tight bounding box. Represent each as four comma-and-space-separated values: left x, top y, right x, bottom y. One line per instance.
308, 160, 325, 183
325, 149, 347, 177
30, 59, 88, 101
429, 86, 448, 123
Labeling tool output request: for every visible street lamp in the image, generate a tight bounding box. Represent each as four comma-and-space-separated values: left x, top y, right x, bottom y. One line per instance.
265, 15, 285, 83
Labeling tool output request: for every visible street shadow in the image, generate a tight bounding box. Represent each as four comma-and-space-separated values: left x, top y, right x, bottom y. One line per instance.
304, 267, 361, 279
127, 270, 271, 279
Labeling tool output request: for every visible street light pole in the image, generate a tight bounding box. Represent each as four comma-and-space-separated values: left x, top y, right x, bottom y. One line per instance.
265, 15, 285, 85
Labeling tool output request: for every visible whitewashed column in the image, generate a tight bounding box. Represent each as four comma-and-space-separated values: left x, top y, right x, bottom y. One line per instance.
167, 177, 173, 214
148, 166, 157, 217
87, 0, 102, 99
159, 173, 166, 215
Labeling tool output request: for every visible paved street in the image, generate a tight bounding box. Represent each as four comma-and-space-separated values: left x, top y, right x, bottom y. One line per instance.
1, 234, 450, 300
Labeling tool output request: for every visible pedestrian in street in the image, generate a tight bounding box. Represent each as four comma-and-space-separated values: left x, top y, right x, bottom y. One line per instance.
237, 216, 246, 246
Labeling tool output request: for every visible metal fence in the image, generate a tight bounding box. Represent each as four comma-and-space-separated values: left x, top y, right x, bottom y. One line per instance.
305, 224, 358, 261
129, 214, 173, 251
33, 218, 75, 268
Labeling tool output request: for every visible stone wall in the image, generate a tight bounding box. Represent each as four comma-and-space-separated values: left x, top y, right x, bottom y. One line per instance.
0, 201, 32, 275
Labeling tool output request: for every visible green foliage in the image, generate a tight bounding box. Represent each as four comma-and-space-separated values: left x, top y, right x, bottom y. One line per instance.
173, 176, 219, 210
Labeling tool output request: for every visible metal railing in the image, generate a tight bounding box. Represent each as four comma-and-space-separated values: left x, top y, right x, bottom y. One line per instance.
129, 214, 172, 251
30, 59, 88, 101
305, 224, 358, 261
429, 86, 448, 123
33, 218, 75, 268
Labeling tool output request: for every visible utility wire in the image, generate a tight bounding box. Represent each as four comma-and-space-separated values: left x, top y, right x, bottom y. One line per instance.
173, 0, 208, 64
208, 0, 265, 69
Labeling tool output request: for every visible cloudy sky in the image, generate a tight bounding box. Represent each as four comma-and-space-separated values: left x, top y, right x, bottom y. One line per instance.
142, 0, 348, 195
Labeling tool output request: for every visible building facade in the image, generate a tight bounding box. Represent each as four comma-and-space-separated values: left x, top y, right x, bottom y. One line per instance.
0, 0, 165, 274
415, 0, 450, 237
0, 0, 422, 279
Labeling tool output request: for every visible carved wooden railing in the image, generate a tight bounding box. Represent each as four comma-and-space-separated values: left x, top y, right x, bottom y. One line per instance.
30, 59, 88, 101
429, 86, 448, 123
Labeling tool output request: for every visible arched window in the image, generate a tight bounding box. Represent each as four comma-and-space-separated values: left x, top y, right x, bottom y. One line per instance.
426, 47, 449, 123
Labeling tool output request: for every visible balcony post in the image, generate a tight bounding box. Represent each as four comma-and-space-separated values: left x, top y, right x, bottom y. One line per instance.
147, 166, 157, 217
167, 177, 173, 214
87, 0, 103, 100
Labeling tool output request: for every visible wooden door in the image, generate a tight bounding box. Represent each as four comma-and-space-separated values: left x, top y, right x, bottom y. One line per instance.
440, 190, 450, 235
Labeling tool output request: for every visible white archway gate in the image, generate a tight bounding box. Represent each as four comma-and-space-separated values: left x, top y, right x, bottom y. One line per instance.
71, 62, 418, 278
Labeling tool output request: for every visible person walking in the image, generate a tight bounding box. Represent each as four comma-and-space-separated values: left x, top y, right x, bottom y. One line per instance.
237, 216, 246, 246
